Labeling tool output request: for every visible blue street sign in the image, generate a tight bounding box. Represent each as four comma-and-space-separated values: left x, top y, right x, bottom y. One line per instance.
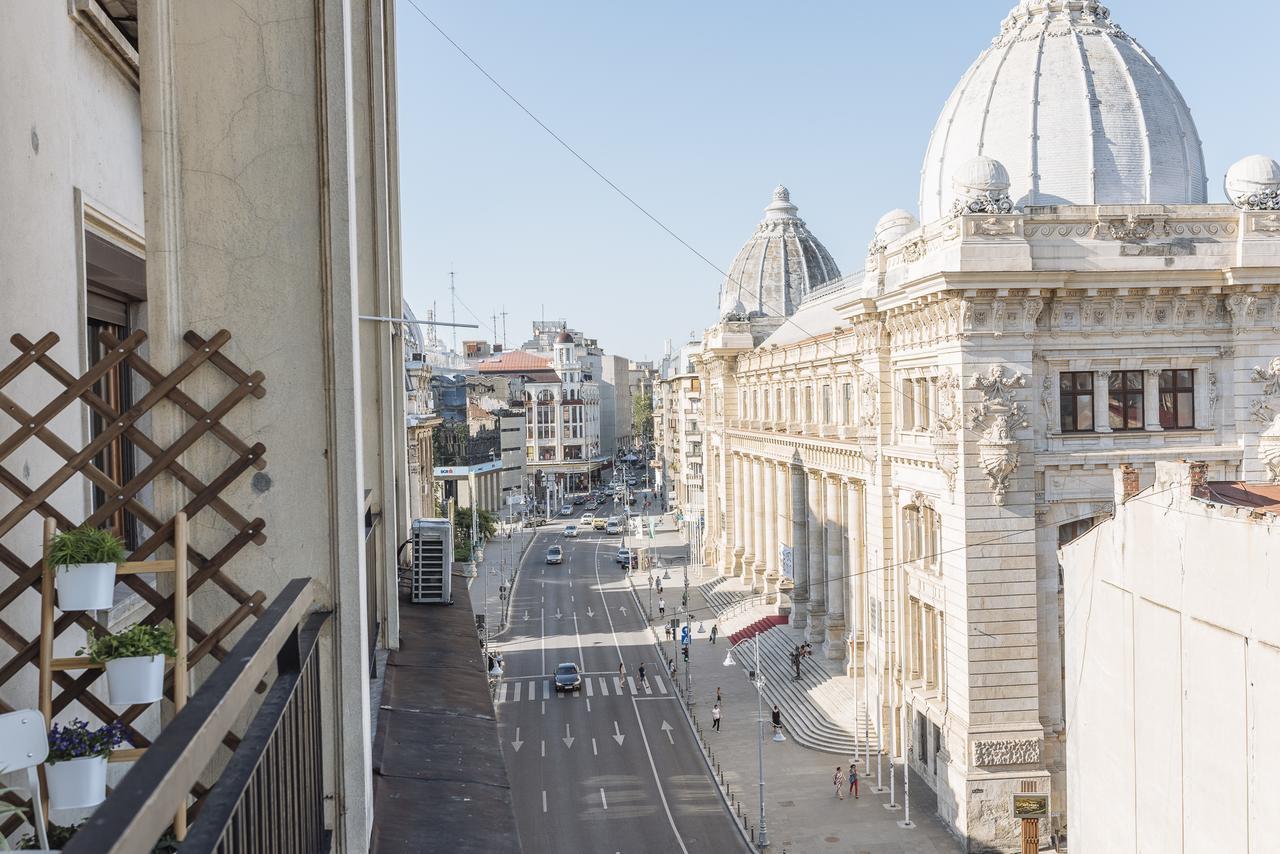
680, 626, 690, 646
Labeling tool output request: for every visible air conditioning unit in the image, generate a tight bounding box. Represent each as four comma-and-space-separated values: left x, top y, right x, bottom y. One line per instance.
410, 518, 453, 604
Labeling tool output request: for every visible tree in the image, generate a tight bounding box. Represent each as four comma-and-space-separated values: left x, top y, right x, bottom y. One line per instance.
632, 392, 654, 443
451, 505, 498, 563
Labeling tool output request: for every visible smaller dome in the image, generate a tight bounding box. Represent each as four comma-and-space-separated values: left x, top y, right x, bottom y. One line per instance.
1225, 155, 1280, 210
872, 209, 919, 248
555, 330, 574, 344
950, 156, 1015, 216
953, 156, 1011, 195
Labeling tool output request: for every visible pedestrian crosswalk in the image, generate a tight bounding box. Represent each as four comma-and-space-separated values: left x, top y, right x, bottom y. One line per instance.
495, 674, 670, 703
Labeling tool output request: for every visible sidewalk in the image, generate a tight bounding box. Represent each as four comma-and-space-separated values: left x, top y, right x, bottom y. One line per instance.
471, 523, 538, 643
627, 530, 962, 854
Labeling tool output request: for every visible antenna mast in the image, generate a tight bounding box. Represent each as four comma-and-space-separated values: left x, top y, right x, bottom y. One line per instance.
449, 268, 458, 352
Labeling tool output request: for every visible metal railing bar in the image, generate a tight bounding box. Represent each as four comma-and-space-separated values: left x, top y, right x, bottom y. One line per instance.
180, 610, 330, 851
63, 578, 317, 854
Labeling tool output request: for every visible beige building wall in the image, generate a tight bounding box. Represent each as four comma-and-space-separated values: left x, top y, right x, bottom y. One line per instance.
1061, 462, 1280, 854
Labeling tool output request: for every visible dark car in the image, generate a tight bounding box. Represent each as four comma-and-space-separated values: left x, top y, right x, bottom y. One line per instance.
573, 494, 586, 505
554, 662, 581, 692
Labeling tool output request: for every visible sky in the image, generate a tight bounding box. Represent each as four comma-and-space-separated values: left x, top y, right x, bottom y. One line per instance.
396, 0, 1280, 363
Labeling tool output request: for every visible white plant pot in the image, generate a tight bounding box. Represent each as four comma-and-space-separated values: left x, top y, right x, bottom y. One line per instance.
45, 754, 108, 810
54, 562, 117, 611
105, 654, 165, 705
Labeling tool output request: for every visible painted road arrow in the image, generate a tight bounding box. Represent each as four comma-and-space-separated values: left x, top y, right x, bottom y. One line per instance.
660, 720, 674, 744
618, 606, 628, 616
612, 721, 625, 746
586, 606, 595, 618
511, 728, 524, 752
555, 608, 563, 620
562, 724, 575, 749
523, 610, 529, 621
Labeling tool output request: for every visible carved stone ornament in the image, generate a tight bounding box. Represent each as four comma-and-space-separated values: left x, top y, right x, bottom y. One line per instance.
1260, 415, 1280, 483
902, 236, 928, 263
1250, 358, 1280, 426
967, 366, 1029, 505
972, 738, 1042, 767
1227, 294, 1256, 333
1234, 188, 1280, 211
931, 369, 963, 494
951, 190, 1015, 218
1102, 214, 1168, 241
1253, 213, 1280, 233
859, 374, 879, 432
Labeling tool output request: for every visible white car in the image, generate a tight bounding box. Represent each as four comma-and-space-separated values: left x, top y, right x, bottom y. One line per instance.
563, 524, 578, 538
615, 547, 632, 566
605, 518, 622, 535
560, 504, 572, 516
580, 513, 595, 526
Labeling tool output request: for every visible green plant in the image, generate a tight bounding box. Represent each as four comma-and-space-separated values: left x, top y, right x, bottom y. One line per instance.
19, 821, 82, 850
47, 526, 126, 567
78, 623, 176, 663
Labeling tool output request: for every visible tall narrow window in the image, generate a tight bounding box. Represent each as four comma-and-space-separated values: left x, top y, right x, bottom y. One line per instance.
842, 382, 853, 425
1059, 372, 1094, 432
1159, 369, 1195, 429
821, 384, 832, 425
1108, 370, 1144, 430
804, 387, 813, 424
900, 379, 915, 431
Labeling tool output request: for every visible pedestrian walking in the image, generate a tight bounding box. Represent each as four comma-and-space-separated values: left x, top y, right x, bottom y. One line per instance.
716, 686, 722, 704
833, 767, 845, 800
791, 648, 802, 680
658, 597, 666, 618
618, 661, 625, 679
771, 705, 783, 740
638, 662, 648, 687
709, 624, 718, 645
849, 765, 859, 799
712, 703, 722, 731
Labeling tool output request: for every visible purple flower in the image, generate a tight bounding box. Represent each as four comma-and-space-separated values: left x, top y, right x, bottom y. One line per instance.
47, 718, 127, 763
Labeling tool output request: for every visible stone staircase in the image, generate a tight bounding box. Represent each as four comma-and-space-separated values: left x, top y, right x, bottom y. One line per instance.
701, 576, 751, 614
727, 614, 788, 646
727, 623, 869, 756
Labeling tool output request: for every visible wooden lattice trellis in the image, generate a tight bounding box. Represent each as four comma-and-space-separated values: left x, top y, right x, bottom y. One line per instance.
0, 328, 268, 835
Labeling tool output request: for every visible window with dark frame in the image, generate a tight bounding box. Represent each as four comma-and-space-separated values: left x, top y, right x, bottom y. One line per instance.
1059, 371, 1094, 432
1159, 369, 1195, 429
1108, 370, 1144, 430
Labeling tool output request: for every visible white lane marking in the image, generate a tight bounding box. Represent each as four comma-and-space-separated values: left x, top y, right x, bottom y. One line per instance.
594, 543, 691, 854
612, 721, 625, 746
592, 737, 598, 756
615, 677, 624, 694
513, 682, 522, 702
541, 608, 546, 675
497, 682, 508, 703
511, 728, 523, 752
572, 612, 586, 671
643, 679, 653, 695
585, 678, 593, 697
541, 700, 545, 715
598, 677, 609, 696
586, 698, 591, 712
600, 788, 608, 810
631, 695, 691, 854
655, 676, 667, 695
543, 680, 550, 700
541, 740, 545, 757
542, 790, 547, 813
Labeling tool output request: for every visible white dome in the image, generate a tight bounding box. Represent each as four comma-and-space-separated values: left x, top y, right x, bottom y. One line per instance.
919, 0, 1207, 223
719, 186, 841, 318
1225, 155, 1280, 210
873, 208, 919, 246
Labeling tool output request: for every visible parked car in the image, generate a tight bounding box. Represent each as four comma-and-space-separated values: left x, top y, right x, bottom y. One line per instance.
545, 545, 563, 564
553, 662, 581, 692
560, 504, 572, 516
615, 547, 632, 566
563, 525, 578, 538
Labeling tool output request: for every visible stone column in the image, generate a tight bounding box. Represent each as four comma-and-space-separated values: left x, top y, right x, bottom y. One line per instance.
762, 460, 777, 602
845, 478, 864, 676
789, 457, 810, 629
1093, 369, 1113, 432
805, 470, 826, 641
737, 450, 747, 578
751, 458, 766, 593
774, 460, 790, 606
824, 475, 846, 659
1143, 367, 1164, 431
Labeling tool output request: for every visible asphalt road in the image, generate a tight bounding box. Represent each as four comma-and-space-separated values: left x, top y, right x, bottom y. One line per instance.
493, 492, 748, 854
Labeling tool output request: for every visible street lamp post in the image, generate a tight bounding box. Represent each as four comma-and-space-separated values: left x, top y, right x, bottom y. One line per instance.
754, 636, 768, 848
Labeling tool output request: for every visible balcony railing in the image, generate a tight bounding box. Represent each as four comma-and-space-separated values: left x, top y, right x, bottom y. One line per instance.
65, 579, 331, 854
